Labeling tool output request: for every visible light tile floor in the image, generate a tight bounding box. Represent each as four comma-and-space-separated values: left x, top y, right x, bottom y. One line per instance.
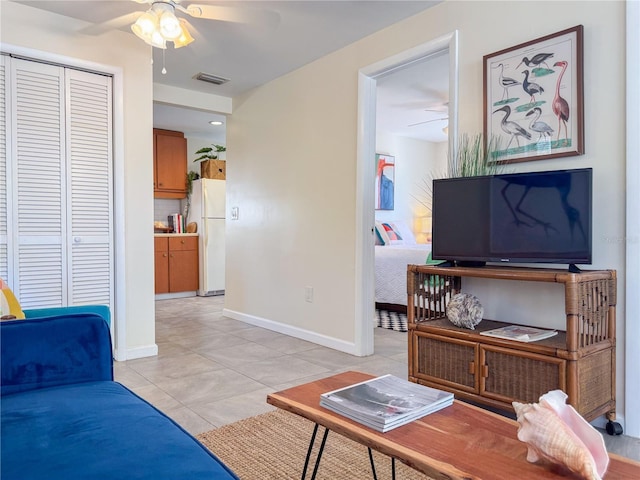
114, 296, 640, 462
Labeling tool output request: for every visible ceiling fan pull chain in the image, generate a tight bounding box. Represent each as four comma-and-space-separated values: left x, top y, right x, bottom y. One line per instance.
162, 49, 167, 75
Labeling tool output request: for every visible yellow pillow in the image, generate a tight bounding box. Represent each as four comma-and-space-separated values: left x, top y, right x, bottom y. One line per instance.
0, 278, 25, 320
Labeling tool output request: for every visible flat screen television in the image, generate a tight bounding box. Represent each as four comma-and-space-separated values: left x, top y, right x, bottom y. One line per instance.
431, 168, 592, 267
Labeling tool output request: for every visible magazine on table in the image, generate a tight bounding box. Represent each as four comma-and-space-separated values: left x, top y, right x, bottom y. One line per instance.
479, 325, 558, 342
320, 374, 453, 432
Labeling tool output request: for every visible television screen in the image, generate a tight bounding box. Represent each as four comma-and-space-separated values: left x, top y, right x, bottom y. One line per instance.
432, 168, 592, 266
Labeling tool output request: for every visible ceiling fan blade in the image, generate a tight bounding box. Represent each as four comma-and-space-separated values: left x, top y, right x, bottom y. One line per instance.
78, 11, 143, 35
424, 102, 449, 113
182, 3, 280, 27
408, 117, 448, 128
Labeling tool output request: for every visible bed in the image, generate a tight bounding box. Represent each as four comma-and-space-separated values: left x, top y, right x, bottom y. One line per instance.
374, 220, 432, 312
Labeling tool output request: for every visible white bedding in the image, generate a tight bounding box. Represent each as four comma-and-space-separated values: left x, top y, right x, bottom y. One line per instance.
375, 244, 432, 306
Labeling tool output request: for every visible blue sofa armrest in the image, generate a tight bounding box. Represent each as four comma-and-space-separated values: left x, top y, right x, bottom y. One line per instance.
23, 304, 111, 327
1, 314, 113, 396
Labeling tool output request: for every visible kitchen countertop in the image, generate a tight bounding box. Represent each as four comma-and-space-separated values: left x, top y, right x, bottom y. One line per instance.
154, 233, 198, 237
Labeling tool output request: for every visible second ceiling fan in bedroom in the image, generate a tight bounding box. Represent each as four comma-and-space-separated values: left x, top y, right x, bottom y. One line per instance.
407, 103, 449, 134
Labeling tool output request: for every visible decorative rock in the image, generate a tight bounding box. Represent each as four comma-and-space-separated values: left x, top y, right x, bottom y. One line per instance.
447, 293, 483, 329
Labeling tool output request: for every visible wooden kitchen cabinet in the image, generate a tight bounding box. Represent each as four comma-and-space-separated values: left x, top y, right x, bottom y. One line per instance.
154, 128, 187, 198
154, 237, 170, 294
154, 236, 199, 294
407, 265, 617, 426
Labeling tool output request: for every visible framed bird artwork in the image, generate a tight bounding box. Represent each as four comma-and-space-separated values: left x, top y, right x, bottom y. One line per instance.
483, 25, 584, 164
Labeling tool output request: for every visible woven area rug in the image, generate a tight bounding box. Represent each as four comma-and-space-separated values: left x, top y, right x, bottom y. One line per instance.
376, 309, 408, 332
197, 409, 434, 480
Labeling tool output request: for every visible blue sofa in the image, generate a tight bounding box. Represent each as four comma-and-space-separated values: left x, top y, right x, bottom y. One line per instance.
22, 304, 112, 324
0, 313, 238, 480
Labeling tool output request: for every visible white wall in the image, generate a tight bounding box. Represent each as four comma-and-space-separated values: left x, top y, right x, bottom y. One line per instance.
225, 1, 630, 426
1, 2, 156, 357
375, 133, 447, 242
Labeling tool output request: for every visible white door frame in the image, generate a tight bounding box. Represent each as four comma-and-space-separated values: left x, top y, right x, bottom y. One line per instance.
0, 43, 126, 361
354, 32, 459, 355
625, 0, 639, 438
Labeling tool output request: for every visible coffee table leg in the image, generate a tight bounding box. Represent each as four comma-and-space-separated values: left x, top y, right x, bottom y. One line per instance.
368, 448, 396, 480
302, 423, 319, 479
302, 423, 329, 480
367, 447, 378, 480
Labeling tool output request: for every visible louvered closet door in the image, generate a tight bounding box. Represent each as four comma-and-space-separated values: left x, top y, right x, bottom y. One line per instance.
0, 56, 8, 281
12, 59, 66, 308
66, 69, 113, 306
4, 57, 114, 310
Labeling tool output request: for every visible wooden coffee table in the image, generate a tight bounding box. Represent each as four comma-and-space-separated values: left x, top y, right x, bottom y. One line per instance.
267, 371, 640, 480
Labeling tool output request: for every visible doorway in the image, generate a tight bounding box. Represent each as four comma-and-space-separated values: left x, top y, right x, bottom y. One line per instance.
354, 32, 459, 356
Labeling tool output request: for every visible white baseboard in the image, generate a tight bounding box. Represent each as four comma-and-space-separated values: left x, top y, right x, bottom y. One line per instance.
125, 344, 158, 360
155, 291, 196, 300
222, 308, 359, 355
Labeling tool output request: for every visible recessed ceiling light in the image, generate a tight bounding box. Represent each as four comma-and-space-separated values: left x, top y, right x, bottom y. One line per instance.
209, 121, 224, 126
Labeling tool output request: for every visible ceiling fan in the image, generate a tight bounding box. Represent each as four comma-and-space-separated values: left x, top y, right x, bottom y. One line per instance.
407, 103, 449, 128
82, 0, 279, 50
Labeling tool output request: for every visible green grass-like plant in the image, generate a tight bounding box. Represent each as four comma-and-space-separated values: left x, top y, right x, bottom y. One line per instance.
414, 133, 507, 213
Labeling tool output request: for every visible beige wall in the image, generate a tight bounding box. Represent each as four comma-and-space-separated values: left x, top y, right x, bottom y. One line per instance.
226, 0, 628, 420
1, 2, 156, 357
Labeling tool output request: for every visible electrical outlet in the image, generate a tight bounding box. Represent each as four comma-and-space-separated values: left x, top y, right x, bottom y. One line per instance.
231, 207, 239, 220
305, 286, 313, 303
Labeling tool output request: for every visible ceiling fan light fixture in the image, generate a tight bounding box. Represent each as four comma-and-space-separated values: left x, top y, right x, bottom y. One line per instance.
173, 19, 195, 48
159, 10, 182, 40
131, 10, 158, 42
149, 30, 167, 49
131, 3, 195, 49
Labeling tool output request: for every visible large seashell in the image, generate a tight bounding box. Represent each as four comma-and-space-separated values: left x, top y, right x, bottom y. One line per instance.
513, 390, 609, 480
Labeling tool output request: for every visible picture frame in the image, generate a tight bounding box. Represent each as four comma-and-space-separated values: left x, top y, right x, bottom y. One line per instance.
375, 153, 395, 210
483, 25, 584, 164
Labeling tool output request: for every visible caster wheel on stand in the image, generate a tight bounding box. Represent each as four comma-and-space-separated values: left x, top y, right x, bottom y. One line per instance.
606, 421, 623, 435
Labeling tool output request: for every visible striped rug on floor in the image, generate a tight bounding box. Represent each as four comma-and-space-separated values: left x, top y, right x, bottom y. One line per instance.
376, 309, 408, 332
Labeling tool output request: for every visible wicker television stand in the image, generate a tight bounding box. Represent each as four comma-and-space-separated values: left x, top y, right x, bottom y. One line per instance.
406, 264, 622, 434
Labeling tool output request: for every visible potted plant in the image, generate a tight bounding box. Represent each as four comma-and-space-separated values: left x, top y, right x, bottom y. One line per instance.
414, 133, 506, 213
194, 144, 226, 179
184, 170, 200, 222
194, 144, 226, 161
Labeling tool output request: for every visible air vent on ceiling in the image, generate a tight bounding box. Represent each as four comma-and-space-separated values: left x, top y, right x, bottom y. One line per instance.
194, 72, 229, 86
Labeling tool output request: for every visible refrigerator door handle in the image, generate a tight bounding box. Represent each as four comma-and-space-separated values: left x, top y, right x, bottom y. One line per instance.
202, 186, 209, 293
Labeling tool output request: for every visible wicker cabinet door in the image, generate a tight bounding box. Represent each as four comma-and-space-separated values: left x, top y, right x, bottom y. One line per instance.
412, 332, 479, 393
480, 345, 566, 405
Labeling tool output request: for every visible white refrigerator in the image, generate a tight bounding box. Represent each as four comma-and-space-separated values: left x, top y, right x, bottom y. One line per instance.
189, 179, 225, 296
